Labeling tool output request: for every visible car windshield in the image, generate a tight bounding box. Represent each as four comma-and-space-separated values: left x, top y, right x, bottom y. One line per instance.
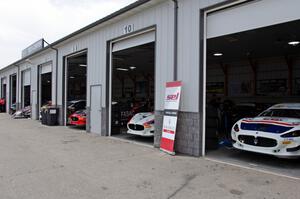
259, 109, 300, 119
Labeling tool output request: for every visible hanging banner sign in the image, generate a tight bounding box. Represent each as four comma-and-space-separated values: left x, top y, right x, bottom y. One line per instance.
160, 81, 182, 155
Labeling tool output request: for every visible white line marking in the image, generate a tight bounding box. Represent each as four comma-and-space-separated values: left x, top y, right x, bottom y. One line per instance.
205, 157, 300, 181
249, 163, 258, 167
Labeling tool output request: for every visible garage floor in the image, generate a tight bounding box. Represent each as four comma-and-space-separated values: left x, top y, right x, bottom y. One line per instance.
206, 147, 300, 178
112, 129, 154, 146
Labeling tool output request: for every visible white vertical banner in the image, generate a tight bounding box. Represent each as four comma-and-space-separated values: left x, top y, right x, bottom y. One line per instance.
160, 81, 182, 155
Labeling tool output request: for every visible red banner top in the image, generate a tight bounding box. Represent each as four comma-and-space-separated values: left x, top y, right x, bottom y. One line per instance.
166, 81, 182, 88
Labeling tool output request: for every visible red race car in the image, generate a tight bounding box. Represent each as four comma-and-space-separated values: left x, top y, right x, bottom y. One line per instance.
68, 109, 87, 127
0, 98, 6, 112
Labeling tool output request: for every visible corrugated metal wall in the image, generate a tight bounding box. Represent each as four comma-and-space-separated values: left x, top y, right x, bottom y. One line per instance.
0, 0, 226, 118
30, 51, 56, 119
177, 0, 225, 112
55, 0, 175, 112
16, 50, 56, 119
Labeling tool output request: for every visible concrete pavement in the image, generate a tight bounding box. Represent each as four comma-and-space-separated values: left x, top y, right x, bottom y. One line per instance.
0, 113, 299, 199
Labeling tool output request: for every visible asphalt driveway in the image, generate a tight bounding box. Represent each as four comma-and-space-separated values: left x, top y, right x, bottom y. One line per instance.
0, 113, 299, 199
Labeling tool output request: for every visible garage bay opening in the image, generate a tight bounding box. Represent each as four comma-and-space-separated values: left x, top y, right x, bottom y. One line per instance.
9, 74, 17, 114
111, 37, 155, 146
40, 71, 52, 114
65, 52, 87, 130
0, 77, 7, 112
22, 70, 31, 108
205, 20, 300, 174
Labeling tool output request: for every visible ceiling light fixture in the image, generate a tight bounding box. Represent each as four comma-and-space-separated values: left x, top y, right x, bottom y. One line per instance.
69, 76, 75, 79
288, 41, 300, 46
213, 52, 223, 57
129, 66, 136, 70
116, 67, 129, 71
79, 64, 87, 67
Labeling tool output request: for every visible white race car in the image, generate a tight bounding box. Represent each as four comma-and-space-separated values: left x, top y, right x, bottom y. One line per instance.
231, 103, 300, 158
127, 112, 154, 137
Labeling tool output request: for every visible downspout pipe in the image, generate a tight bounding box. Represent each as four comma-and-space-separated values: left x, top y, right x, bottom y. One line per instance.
43, 40, 58, 106
173, 0, 178, 81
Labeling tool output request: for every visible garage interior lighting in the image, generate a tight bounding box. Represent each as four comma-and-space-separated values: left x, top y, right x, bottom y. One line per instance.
288, 41, 300, 46
213, 52, 223, 57
79, 64, 87, 67
116, 67, 129, 71
129, 66, 136, 70
69, 76, 75, 79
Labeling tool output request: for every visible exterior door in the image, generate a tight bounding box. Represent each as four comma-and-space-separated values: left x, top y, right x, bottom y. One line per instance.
90, 85, 102, 134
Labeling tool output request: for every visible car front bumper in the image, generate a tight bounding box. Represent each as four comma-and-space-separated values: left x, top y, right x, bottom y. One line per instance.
127, 128, 154, 137
68, 117, 86, 126
232, 131, 300, 157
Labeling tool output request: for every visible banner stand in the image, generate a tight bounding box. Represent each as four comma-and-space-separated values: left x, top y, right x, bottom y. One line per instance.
160, 148, 175, 156
160, 81, 182, 155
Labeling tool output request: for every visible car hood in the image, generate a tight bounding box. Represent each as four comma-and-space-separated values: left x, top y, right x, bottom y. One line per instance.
241, 117, 300, 126
70, 114, 84, 118
70, 111, 86, 118
239, 117, 300, 134
129, 112, 154, 125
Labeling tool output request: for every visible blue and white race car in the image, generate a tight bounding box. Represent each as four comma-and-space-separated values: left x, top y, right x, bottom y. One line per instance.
231, 103, 300, 158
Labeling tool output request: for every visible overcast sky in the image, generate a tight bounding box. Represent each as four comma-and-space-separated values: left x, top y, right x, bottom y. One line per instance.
0, 0, 136, 69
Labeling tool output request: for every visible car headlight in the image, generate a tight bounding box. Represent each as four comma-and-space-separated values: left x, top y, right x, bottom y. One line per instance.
281, 130, 300, 138
233, 124, 239, 132
143, 120, 154, 128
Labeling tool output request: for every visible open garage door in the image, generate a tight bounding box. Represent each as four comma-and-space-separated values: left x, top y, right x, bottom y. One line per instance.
22, 69, 31, 108
110, 30, 155, 146
65, 52, 87, 130
0, 77, 7, 112
207, 0, 300, 39
39, 63, 52, 116
112, 31, 155, 52
205, 9, 300, 177
9, 74, 17, 114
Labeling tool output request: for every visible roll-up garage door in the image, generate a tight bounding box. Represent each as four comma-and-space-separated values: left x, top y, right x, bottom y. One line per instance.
40, 63, 52, 74
23, 70, 31, 86
112, 31, 155, 52
207, 0, 300, 39
2, 78, 7, 84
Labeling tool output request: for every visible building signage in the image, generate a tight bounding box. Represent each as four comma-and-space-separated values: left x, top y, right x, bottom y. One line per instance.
22, 39, 44, 58
160, 81, 182, 155
123, 24, 135, 34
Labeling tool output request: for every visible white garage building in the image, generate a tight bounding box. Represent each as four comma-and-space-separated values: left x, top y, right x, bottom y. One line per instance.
0, 0, 300, 157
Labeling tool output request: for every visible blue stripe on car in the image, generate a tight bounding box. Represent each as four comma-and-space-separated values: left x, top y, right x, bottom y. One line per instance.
241, 123, 293, 134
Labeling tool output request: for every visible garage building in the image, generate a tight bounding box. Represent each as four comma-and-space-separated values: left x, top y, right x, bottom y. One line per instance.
0, 0, 299, 159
